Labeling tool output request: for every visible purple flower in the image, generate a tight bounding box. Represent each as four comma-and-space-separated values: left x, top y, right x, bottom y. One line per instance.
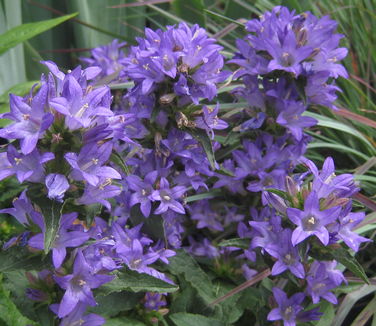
312, 47, 348, 78
49, 76, 113, 130
0, 82, 53, 154
266, 30, 313, 76
303, 157, 358, 199
267, 287, 305, 326
287, 191, 341, 246
306, 261, 342, 304
0, 190, 44, 229
127, 171, 158, 217
45, 174, 70, 202
337, 209, 370, 252
144, 292, 166, 311
77, 177, 122, 210
81, 39, 127, 81
249, 213, 283, 257
195, 104, 228, 138
117, 238, 158, 271
54, 250, 114, 318
124, 22, 228, 104
151, 178, 186, 215
83, 241, 118, 273
0, 145, 54, 183
188, 237, 219, 258
162, 211, 185, 248
270, 229, 305, 279
28, 213, 90, 268
190, 200, 224, 232
51, 302, 105, 326
276, 101, 317, 140
65, 142, 121, 186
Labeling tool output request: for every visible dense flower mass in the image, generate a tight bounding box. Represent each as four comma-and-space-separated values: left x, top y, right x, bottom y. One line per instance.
0, 6, 368, 326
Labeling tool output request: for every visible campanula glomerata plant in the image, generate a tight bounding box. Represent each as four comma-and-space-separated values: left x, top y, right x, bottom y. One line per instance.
0, 6, 371, 326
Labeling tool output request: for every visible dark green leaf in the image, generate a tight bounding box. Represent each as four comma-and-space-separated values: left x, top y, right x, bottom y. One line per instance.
99, 269, 178, 295
0, 274, 37, 326
172, 0, 206, 27
90, 292, 143, 317
0, 247, 47, 273
110, 152, 130, 175
0, 13, 78, 55
168, 250, 216, 304
0, 81, 39, 104
218, 238, 249, 249
170, 278, 200, 313
31, 196, 63, 254
210, 281, 245, 324
85, 203, 102, 229
169, 313, 225, 326
185, 189, 222, 203
315, 301, 335, 326
264, 188, 289, 201
104, 317, 146, 326
188, 129, 216, 170
204, 9, 245, 27
0, 81, 39, 126
331, 248, 369, 284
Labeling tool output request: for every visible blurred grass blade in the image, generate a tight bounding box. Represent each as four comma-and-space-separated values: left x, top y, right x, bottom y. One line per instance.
352, 193, 376, 213
304, 111, 375, 154
350, 295, 376, 326
110, 0, 172, 8
354, 157, 376, 175
336, 108, 376, 129
332, 284, 376, 326
172, 0, 206, 27
307, 142, 370, 161
204, 9, 245, 27
0, 12, 77, 55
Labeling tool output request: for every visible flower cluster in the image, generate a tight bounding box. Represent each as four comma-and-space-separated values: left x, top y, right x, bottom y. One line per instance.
0, 6, 369, 326
0, 59, 176, 324
236, 157, 369, 325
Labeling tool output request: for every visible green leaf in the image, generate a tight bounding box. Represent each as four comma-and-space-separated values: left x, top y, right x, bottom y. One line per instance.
331, 248, 369, 284
350, 294, 376, 326
85, 203, 102, 227
315, 301, 335, 326
218, 238, 250, 249
104, 317, 146, 326
90, 292, 143, 317
0, 274, 37, 326
332, 284, 376, 326
303, 111, 375, 154
167, 250, 216, 304
307, 142, 370, 161
185, 189, 222, 203
0, 13, 78, 56
210, 281, 245, 324
169, 313, 225, 326
99, 269, 178, 295
204, 9, 245, 27
0, 80, 39, 105
31, 196, 63, 255
0, 80, 39, 126
110, 152, 131, 175
172, 0, 206, 27
0, 247, 47, 273
188, 129, 216, 170
264, 188, 289, 201
108, 81, 134, 90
